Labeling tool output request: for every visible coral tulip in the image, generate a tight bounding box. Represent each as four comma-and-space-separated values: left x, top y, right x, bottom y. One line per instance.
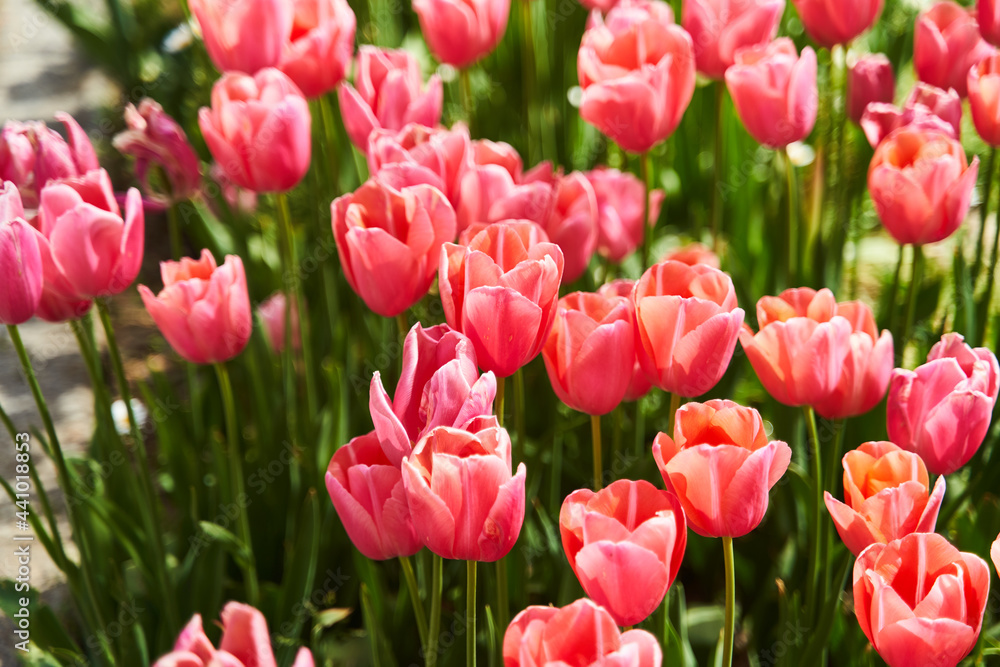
412, 0, 509, 68
853, 533, 990, 667
847, 54, 895, 125
0, 182, 42, 325
538, 171, 598, 283
257, 292, 300, 352
139, 250, 252, 365
981, 0, 1000, 47
368, 123, 470, 206
653, 399, 791, 537
599, 279, 653, 401
189, 0, 293, 74
791, 0, 883, 48
633, 260, 745, 398
860, 82, 963, 148
887, 332, 999, 475
662, 242, 721, 268
683, 0, 785, 79
278, 0, 356, 97
560, 479, 686, 626
587, 167, 664, 263
824, 441, 946, 556
914, 1, 995, 98
968, 54, 1000, 146
456, 140, 526, 230
577, 0, 696, 153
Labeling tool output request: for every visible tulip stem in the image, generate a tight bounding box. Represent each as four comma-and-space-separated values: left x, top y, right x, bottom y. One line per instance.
520, 0, 537, 164
901, 244, 925, 352
711, 82, 725, 253
831, 45, 851, 286
640, 151, 653, 269
496, 375, 506, 427
974, 147, 996, 281
214, 362, 260, 606
397, 312, 409, 343
467, 560, 478, 667
802, 405, 822, 628
721, 535, 735, 667
496, 558, 508, 648
428, 554, 444, 667
783, 150, 798, 287
318, 94, 342, 193
634, 398, 645, 457
400, 556, 429, 653
591, 414, 603, 490
514, 369, 526, 450
981, 189, 1000, 343
667, 393, 680, 436
460, 68, 474, 133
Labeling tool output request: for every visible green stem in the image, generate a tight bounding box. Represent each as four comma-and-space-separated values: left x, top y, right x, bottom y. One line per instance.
520, 0, 537, 164
887, 244, 905, 334
722, 536, 735, 667
214, 362, 260, 605
981, 189, 1000, 343
467, 560, 478, 667
397, 312, 409, 342
667, 393, 680, 437
400, 556, 429, 653
711, 83, 725, 252
633, 398, 645, 458
361, 583, 382, 667
496, 375, 506, 428
783, 150, 798, 287
591, 414, 603, 490
902, 245, 925, 351
428, 554, 444, 667
974, 147, 996, 280
803, 406, 822, 627
495, 559, 508, 650
460, 68, 474, 133
831, 46, 851, 286
318, 94, 342, 193
514, 368, 525, 451
640, 151, 653, 269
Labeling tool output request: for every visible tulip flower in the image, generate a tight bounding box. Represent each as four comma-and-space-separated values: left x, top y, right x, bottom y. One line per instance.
278, 0, 356, 97
739, 287, 853, 407
577, 0, 696, 153
992, 533, 1000, 577
325, 431, 422, 560
860, 82, 963, 148
824, 441, 946, 556
725, 38, 818, 149
981, 0, 1000, 47
401, 420, 526, 561
456, 140, 526, 230
257, 292, 300, 352
368, 123, 470, 207
412, 0, 509, 68
189, 0, 293, 74
682, 0, 785, 79
853, 533, 990, 667
968, 54, 1000, 145
587, 167, 664, 263
633, 260, 745, 398
598, 280, 653, 401
868, 127, 978, 246
538, 172, 598, 283
0, 182, 42, 325
914, 1, 995, 98
560, 480, 686, 626
887, 332, 999, 475
210, 162, 258, 215
653, 399, 791, 537
906, 83, 964, 140
338, 47, 443, 150
813, 300, 894, 419
439, 220, 564, 377
153, 601, 314, 667
662, 242, 721, 268
332, 178, 457, 317
199, 68, 311, 193
113, 98, 201, 205
791, 0, 882, 48
139, 250, 252, 365
847, 54, 895, 125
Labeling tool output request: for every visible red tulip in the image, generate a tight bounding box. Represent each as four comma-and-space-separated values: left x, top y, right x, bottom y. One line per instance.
968, 54, 1000, 145
682, 0, 785, 79
189, 0, 293, 74
401, 421, 526, 561
599, 279, 653, 401
440, 220, 564, 377
653, 399, 790, 537
739, 287, 853, 407
824, 441, 945, 556
412, 0, 509, 68
560, 480, 686, 626
332, 178, 456, 317
915, 1, 995, 98
543, 291, 635, 415
662, 242, 721, 268
981, 0, 1000, 47
325, 431, 422, 560
853, 533, 990, 667
257, 292, 300, 352
577, 0, 695, 153
368, 123, 470, 207
139, 250, 252, 365
868, 126, 978, 246
0, 182, 42, 325
887, 333, 999, 475
587, 167, 664, 263
791, 0, 882, 48
278, 0, 356, 97
368, 323, 496, 467
503, 598, 662, 666
338, 47, 443, 150
848, 54, 895, 125
199, 68, 311, 193
633, 260, 745, 398
813, 300, 894, 419
725, 38, 817, 148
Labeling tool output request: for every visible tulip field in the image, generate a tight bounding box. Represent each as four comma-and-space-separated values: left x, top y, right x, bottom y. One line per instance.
5, 0, 1000, 664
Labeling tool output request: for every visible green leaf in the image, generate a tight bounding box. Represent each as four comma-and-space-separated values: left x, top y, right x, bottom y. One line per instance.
197, 521, 251, 571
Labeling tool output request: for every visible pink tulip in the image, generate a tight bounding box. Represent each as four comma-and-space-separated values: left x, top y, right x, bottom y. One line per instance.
539, 172, 599, 283
739, 287, 853, 406
662, 242, 721, 269
189, 0, 292, 74
503, 598, 663, 667
915, 1, 995, 98
791, 0, 882, 48
848, 54, 895, 125
633, 260, 745, 398
992, 532, 1000, 577
338, 47, 443, 150
278, 0, 356, 97
560, 479, 686, 626
368, 323, 497, 467
887, 333, 999, 475
682, 0, 785, 79
257, 292, 300, 352
368, 123, 470, 207
968, 54, 1000, 145
456, 140, 525, 230
332, 178, 456, 317
153, 601, 314, 667
210, 162, 258, 214
860, 83, 962, 147
439, 220, 564, 377
325, 431, 422, 560
824, 441, 945, 556
907, 83, 964, 138
578, 0, 695, 153
401, 420, 526, 561
412, 0, 510, 68
981, 0, 1000, 47
199, 68, 311, 193
853, 534, 990, 667
599, 279, 653, 401
113, 98, 201, 205
542, 291, 635, 415
813, 300, 894, 419
0, 182, 42, 325
653, 399, 791, 537
0, 123, 34, 191
587, 167, 664, 263
139, 250, 252, 365
868, 126, 978, 246
725, 38, 818, 148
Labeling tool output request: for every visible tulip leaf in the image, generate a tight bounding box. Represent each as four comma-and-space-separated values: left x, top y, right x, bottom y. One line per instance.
197, 520, 252, 571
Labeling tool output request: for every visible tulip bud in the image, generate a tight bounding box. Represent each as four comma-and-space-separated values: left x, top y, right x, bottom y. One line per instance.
847, 54, 895, 125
